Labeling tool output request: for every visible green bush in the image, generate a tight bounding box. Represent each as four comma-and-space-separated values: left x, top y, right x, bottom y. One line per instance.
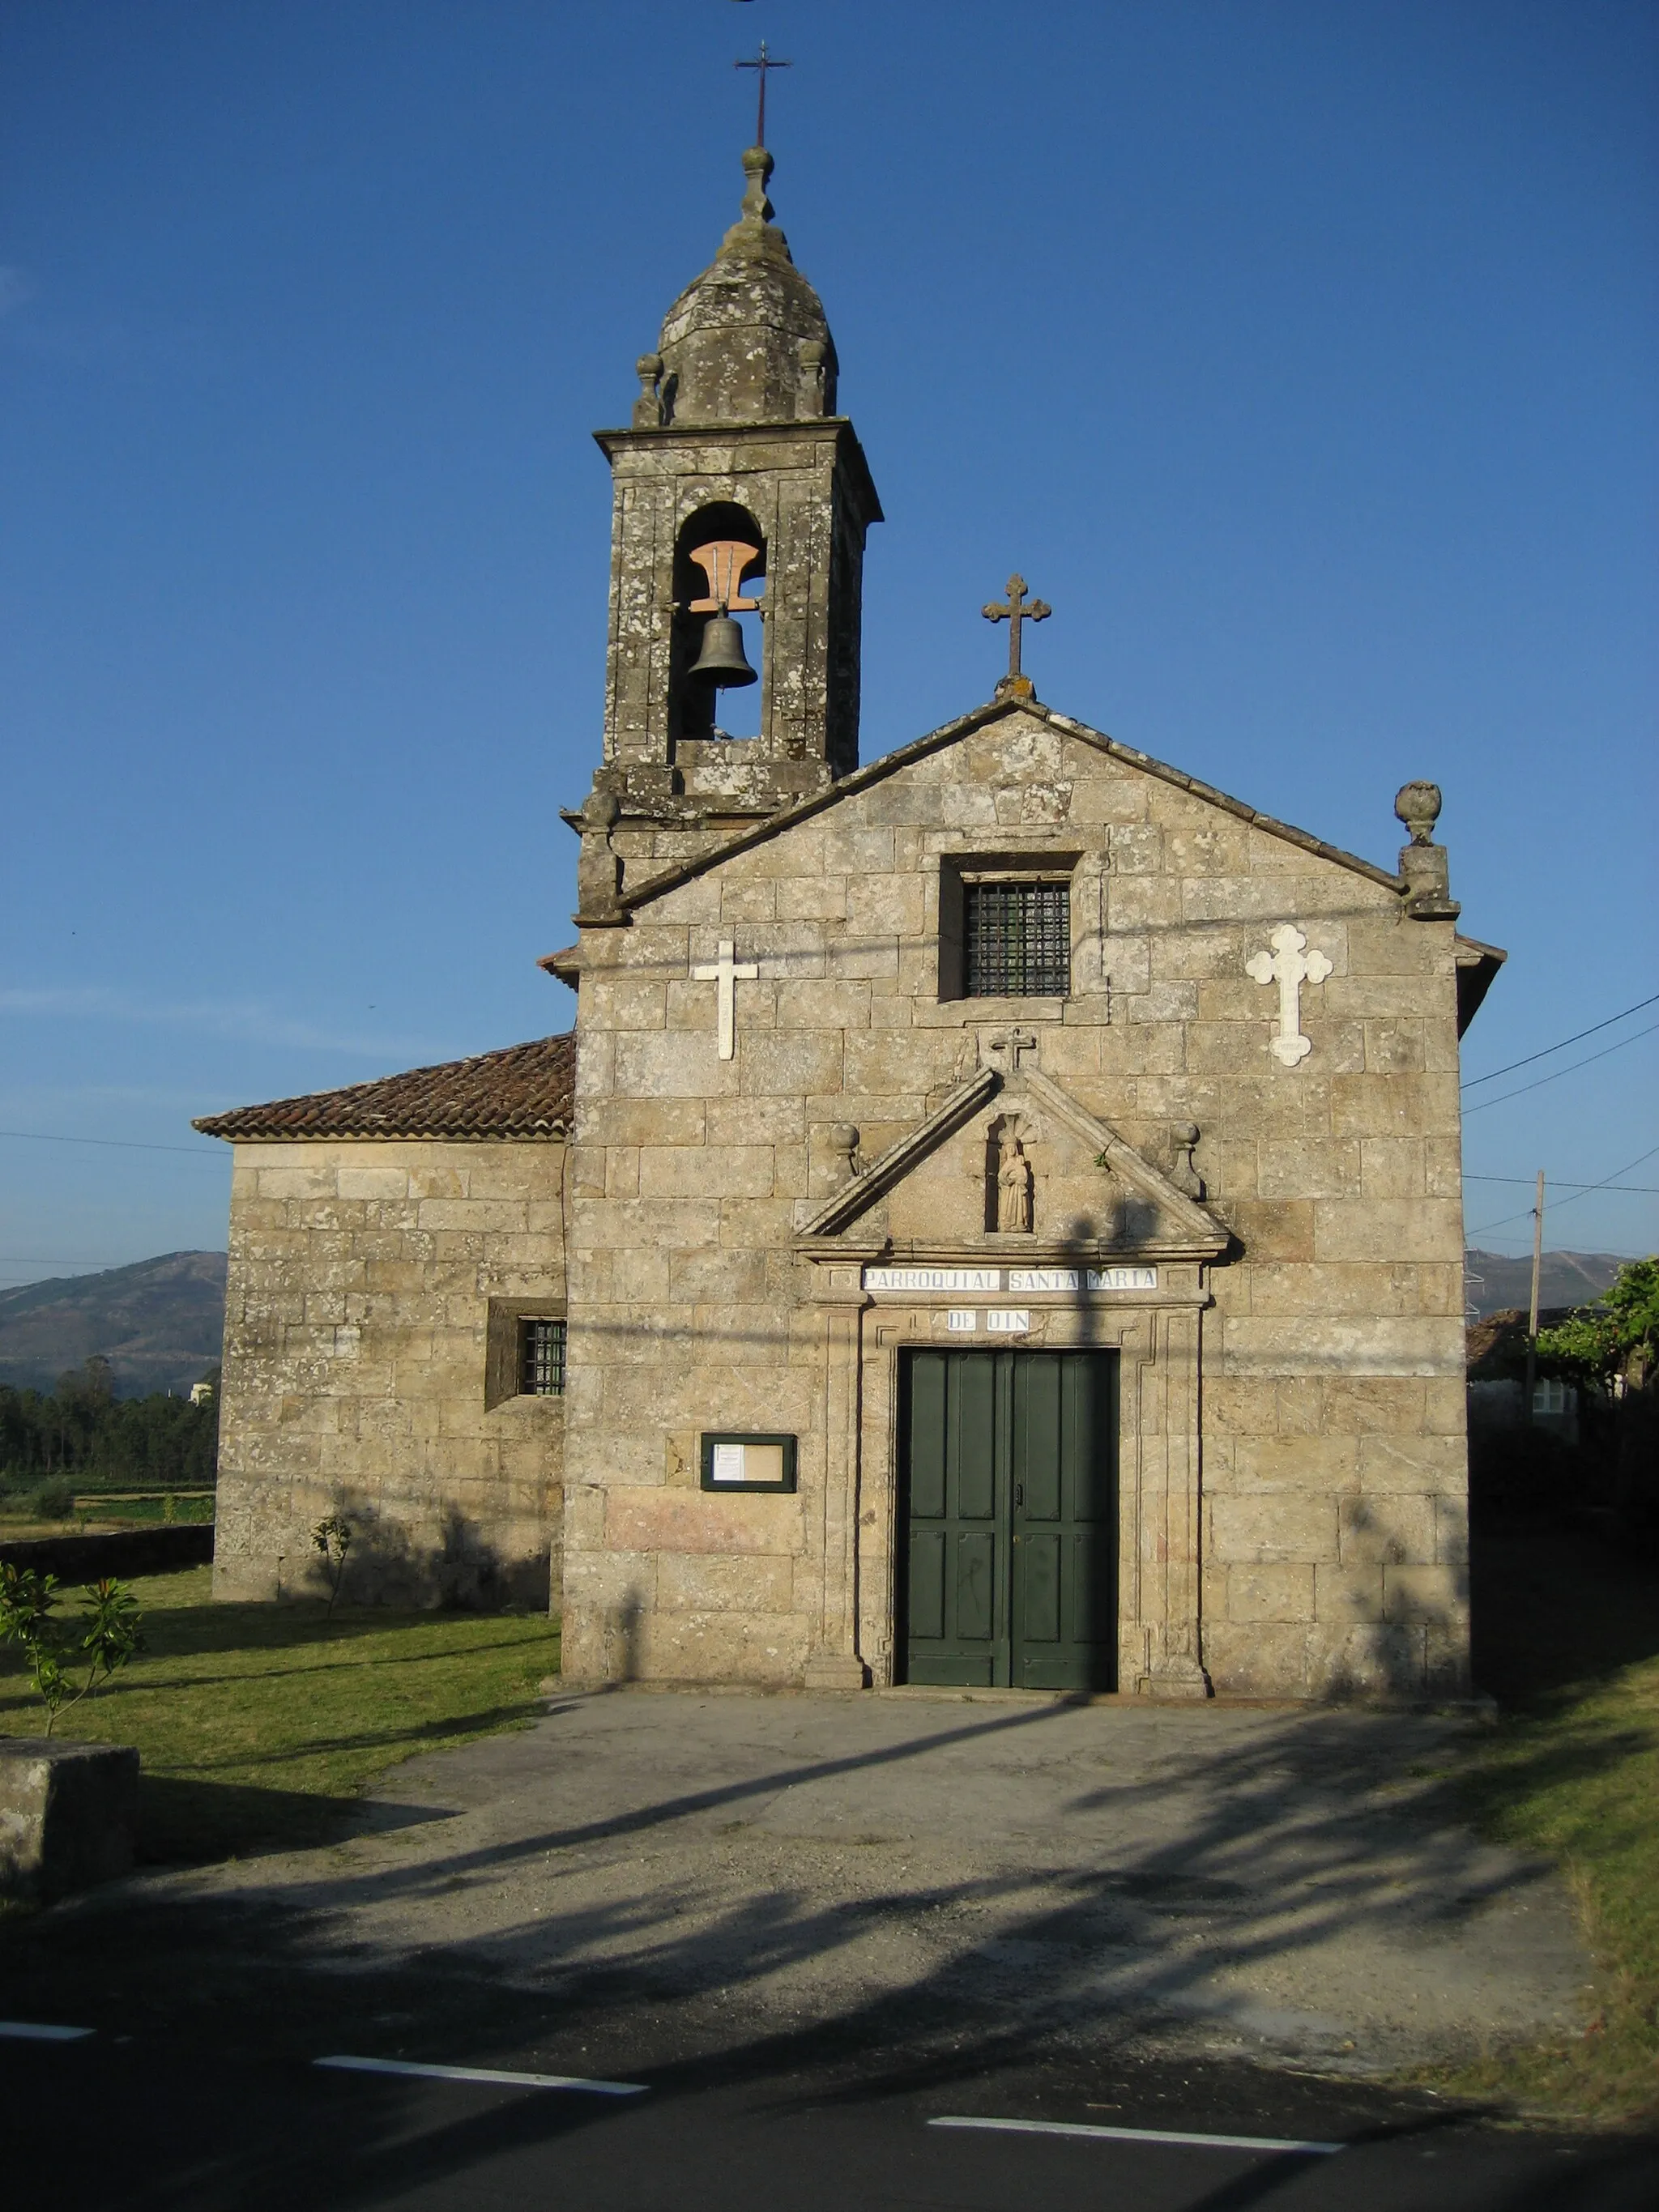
33, 1478, 75, 1520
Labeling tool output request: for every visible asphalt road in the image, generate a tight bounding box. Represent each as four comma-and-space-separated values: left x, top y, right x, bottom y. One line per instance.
2, 1939, 1656, 2211
2, 1690, 1649, 2206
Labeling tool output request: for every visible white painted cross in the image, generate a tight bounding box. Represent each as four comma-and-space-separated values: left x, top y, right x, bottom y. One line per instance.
692, 938, 759, 1061
1246, 923, 1332, 1067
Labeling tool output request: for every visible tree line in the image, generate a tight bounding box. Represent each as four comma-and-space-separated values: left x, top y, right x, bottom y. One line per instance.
0, 1357, 219, 1493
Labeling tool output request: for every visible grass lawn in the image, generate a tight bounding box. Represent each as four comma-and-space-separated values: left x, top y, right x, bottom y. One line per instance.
1445, 1522, 1659, 2122
0, 1566, 559, 1864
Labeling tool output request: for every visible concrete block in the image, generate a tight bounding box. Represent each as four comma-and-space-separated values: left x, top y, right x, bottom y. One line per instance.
1357, 1432, 1468, 1493
1198, 1376, 1279, 1437
1226, 1564, 1315, 1622
657, 1552, 795, 1613
1257, 1140, 1360, 1201
1231, 1435, 1358, 1493
775, 874, 848, 922
1319, 1378, 1427, 1434
0, 1738, 140, 1903
774, 981, 871, 1030
1313, 1199, 1462, 1264
1382, 1564, 1468, 1624
739, 1030, 845, 1097
634, 1608, 812, 1685
1305, 1623, 1429, 1698
638, 1145, 774, 1200
1313, 1564, 1385, 1622
1338, 1494, 1435, 1566
1434, 1494, 1470, 1565
604, 1487, 804, 1556
1220, 1316, 1463, 1379
1210, 1493, 1337, 1564
1201, 1622, 1311, 1698
719, 880, 777, 923
586, 976, 667, 1030
846, 873, 926, 936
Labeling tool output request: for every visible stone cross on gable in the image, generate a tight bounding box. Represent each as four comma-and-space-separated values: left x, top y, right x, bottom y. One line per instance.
693, 939, 759, 1061
987, 1026, 1039, 1072
982, 573, 1051, 697
1246, 924, 1332, 1067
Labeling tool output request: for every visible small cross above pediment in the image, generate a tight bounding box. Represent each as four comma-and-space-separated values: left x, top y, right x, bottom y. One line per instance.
985, 1026, 1039, 1072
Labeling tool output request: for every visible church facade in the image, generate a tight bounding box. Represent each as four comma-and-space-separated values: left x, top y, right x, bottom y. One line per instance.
199, 145, 1503, 1700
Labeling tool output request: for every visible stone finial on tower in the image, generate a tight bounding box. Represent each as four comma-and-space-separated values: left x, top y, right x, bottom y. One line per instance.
1394, 780, 1460, 919
1394, 780, 1442, 844
646, 146, 838, 426
727, 144, 782, 248
632, 354, 663, 429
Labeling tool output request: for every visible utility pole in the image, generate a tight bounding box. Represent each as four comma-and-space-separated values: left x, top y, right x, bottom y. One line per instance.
1524, 1169, 1546, 1421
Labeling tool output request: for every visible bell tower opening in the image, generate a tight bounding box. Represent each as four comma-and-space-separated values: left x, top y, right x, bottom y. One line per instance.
672, 505, 766, 744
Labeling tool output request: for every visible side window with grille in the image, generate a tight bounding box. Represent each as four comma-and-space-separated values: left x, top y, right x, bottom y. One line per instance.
518, 1317, 566, 1397
964, 880, 1071, 997
484, 1298, 567, 1409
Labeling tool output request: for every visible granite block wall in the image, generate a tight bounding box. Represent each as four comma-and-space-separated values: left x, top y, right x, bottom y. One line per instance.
562, 702, 1471, 1696
213, 1137, 566, 1608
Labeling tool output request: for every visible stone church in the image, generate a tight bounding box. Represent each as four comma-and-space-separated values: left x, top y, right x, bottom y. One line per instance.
198, 144, 1504, 1700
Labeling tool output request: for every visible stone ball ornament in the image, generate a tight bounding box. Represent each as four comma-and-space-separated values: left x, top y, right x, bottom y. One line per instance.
1393, 781, 1443, 846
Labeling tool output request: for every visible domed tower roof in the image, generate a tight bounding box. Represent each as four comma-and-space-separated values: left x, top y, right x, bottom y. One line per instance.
648, 147, 838, 426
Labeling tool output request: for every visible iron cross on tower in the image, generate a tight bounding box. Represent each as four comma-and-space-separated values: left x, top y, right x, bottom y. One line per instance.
982, 574, 1051, 697
736, 40, 791, 146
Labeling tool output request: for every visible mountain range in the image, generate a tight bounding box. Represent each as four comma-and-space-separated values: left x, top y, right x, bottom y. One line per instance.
0, 1251, 228, 1397
1462, 1247, 1631, 1320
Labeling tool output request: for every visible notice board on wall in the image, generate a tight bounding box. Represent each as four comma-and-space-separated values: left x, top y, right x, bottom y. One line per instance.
700, 1434, 798, 1493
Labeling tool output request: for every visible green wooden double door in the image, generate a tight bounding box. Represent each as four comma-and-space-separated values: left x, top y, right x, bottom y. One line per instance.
900, 1349, 1120, 1690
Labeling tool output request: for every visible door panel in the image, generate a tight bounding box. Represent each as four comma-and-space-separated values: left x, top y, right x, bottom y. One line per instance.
1017, 1531, 1062, 1644
956, 1531, 997, 1642
908, 1528, 945, 1643
953, 1356, 997, 1521
902, 1349, 1117, 1690
1012, 1351, 1118, 1690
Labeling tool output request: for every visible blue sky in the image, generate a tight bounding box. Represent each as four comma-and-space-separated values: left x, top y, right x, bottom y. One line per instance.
1, 0, 1654, 1287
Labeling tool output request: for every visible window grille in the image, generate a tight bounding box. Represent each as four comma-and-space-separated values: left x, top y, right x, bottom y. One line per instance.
518, 1318, 566, 1397
965, 881, 1070, 997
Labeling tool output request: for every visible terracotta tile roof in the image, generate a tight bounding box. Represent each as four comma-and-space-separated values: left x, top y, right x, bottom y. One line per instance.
1466, 1306, 1578, 1380
193, 1034, 574, 1142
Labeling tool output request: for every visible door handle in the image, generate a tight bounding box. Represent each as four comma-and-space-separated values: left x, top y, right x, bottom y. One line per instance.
1015, 1483, 1025, 1508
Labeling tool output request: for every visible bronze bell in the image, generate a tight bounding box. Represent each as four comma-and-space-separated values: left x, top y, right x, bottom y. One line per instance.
687, 612, 757, 688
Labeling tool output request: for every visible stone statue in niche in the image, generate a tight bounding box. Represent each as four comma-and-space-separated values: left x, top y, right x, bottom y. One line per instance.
996, 1129, 1034, 1234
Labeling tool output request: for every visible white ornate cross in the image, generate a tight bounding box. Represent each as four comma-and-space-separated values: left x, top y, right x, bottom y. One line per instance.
1246, 924, 1332, 1067
692, 938, 759, 1061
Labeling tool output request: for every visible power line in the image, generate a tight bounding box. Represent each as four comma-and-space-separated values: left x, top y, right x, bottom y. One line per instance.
1465, 1175, 1659, 1192
1461, 1020, 1659, 1115
1461, 989, 1659, 1090
1464, 1143, 1659, 1238
0, 1127, 223, 1159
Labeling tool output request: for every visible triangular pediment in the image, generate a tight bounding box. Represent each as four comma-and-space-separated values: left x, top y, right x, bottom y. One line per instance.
795, 1065, 1228, 1264
616, 693, 1404, 921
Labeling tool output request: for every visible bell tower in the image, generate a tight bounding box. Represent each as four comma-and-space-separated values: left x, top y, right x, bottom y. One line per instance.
581, 144, 882, 868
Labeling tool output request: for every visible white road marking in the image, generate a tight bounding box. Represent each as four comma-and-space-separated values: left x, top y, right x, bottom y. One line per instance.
0, 2022, 95, 2042
313, 2055, 646, 2096
930, 2116, 1342, 2155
